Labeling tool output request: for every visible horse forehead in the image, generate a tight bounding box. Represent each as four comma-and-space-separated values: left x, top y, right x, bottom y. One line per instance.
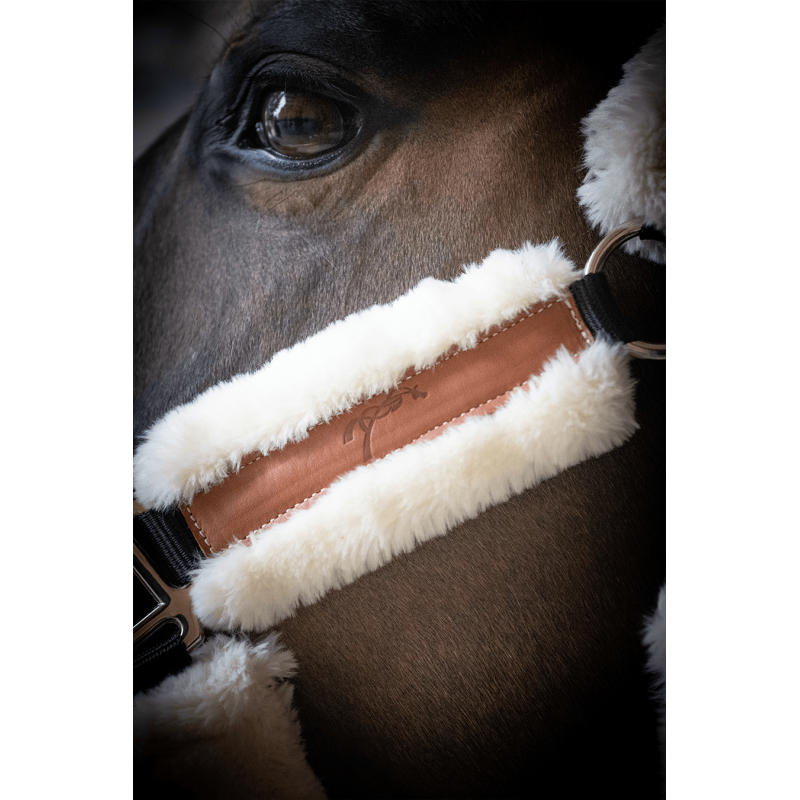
228, 0, 483, 80
221, 1, 592, 106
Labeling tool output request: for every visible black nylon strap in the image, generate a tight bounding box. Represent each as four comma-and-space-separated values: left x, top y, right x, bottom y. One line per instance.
134, 619, 192, 695
570, 272, 639, 344
571, 226, 665, 343
134, 508, 201, 587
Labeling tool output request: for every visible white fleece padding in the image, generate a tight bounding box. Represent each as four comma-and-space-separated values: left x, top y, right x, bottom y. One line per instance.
190, 339, 636, 631
134, 634, 326, 799
134, 240, 584, 509
577, 23, 665, 263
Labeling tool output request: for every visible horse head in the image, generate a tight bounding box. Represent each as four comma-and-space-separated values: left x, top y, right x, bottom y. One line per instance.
134, 2, 665, 797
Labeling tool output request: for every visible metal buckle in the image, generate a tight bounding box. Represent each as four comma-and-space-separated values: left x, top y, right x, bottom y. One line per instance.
584, 219, 666, 360
134, 540, 204, 654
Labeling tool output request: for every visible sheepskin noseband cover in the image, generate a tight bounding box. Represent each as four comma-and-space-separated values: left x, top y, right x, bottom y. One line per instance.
133, 240, 638, 631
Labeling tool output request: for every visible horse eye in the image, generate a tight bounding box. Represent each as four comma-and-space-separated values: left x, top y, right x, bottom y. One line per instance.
256, 90, 350, 158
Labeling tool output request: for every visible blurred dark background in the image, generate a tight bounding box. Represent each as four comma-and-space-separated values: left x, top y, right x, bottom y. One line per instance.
133, 1, 243, 160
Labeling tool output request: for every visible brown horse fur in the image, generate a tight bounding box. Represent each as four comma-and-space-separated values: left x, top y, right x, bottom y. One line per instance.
134, 2, 665, 797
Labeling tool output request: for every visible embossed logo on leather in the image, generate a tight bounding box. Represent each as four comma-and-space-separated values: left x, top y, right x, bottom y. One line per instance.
344, 385, 428, 462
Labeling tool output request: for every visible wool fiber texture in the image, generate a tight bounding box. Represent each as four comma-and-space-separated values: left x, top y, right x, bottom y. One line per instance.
135, 240, 583, 509
577, 23, 665, 263
134, 634, 326, 799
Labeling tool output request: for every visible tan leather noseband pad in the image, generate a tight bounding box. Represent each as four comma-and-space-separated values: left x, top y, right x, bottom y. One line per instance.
181, 298, 592, 555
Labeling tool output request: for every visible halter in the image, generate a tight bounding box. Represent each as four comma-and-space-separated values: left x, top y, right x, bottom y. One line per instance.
133, 220, 665, 693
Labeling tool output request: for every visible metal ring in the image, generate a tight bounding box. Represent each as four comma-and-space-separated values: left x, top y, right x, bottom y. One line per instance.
584, 218, 665, 360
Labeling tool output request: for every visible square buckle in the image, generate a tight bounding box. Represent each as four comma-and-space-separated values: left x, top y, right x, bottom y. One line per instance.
134, 540, 203, 653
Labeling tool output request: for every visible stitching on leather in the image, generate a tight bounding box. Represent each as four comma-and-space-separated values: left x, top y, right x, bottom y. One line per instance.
213, 296, 591, 550
236, 380, 531, 549
245, 488, 327, 541
231, 300, 561, 480
406, 385, 522, 448
563, 297, 593, 344
184, 505, 212, 551
240, 452, 264, 469
405, 301, 559, 380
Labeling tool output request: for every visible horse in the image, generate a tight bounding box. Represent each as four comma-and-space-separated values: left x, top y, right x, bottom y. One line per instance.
134, 2, 666, 797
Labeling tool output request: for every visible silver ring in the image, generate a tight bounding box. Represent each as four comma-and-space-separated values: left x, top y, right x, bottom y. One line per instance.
584, 219, 665, 360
